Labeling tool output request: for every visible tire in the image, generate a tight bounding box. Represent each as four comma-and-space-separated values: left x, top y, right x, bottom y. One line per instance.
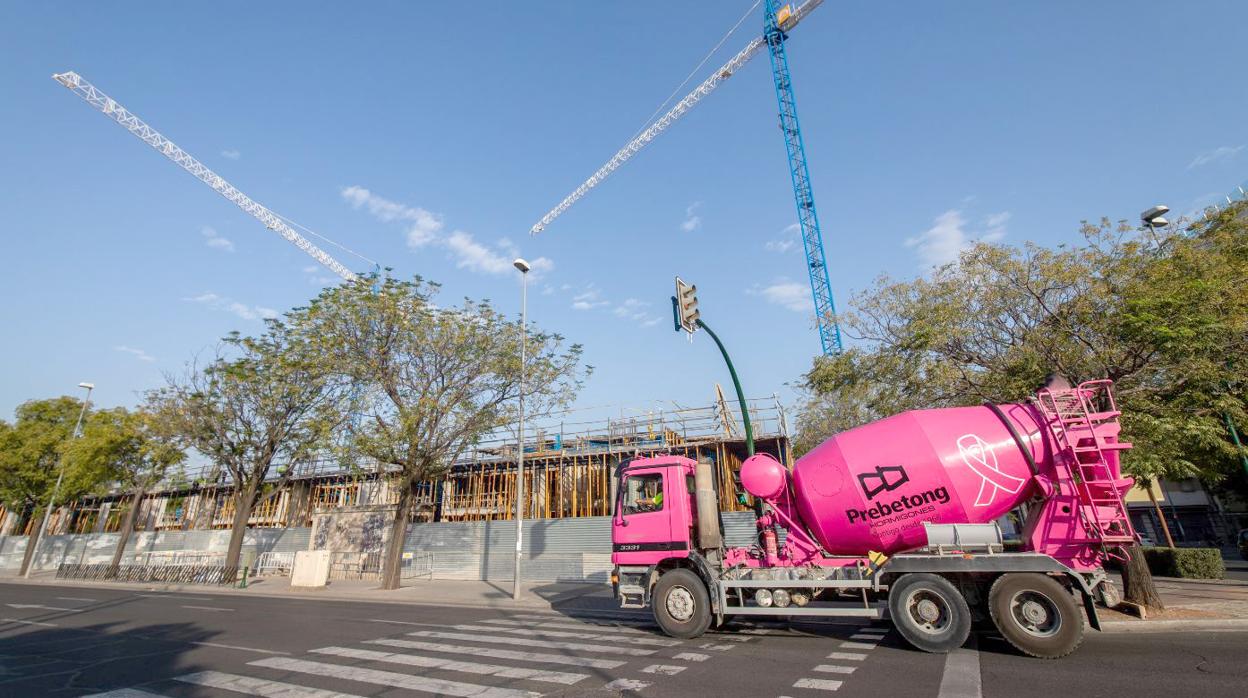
988, 573, 1084, 659
888, 573, 972, 653
652, 568, 712, 639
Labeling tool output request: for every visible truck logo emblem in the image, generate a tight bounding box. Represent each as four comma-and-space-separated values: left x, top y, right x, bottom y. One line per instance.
857, 465, 910, 500
958, 433, 1025, 507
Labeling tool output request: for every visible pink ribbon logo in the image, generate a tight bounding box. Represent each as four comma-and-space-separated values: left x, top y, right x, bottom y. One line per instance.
958, 433, 1025, 507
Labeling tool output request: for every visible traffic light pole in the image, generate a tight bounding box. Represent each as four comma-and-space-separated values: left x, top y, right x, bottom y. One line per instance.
695, 319, 754, 458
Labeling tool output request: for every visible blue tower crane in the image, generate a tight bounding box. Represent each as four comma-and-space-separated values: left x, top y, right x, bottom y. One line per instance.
763, 0, 842, 355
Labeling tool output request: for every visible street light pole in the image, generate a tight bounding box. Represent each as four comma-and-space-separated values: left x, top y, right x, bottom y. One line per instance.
512, 258, 530, 601
25, 382, 93, 578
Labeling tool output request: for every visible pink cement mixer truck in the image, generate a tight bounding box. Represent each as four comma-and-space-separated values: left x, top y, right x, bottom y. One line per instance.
610, 379, 1137, 659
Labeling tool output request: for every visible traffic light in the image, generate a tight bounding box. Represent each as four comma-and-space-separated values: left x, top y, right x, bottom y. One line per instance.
674, 277, 700, 333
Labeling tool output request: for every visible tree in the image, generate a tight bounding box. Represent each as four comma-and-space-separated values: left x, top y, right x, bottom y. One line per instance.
796, 208, 1247, 611
152, 321, 341, 573
0, 397, 115, 575
289, 275, 587, 589
62, 406, 186, 572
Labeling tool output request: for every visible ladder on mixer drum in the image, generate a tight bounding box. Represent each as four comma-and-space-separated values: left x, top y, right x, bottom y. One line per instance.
1035, 380, 1137, 545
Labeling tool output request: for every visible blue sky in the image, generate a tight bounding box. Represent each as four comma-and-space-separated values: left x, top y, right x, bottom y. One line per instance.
3, 1, 1247, 425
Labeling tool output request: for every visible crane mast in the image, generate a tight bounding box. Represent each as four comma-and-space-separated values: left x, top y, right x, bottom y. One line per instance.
52, 71, 358, 282
763, 0, 841, 355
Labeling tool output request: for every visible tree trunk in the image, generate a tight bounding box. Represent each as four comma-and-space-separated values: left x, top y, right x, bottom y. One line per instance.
1146, 485, 1176, 548
224, 478, 261, 574
1121, 543, 1165, 612
381, 478, 414, 590
109, 488, 145, 575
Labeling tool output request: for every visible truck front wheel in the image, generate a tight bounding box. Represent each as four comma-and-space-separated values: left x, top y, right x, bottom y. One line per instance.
888, 573, 972, 653
652, 568, 712, 639
988, 573, 1083, 659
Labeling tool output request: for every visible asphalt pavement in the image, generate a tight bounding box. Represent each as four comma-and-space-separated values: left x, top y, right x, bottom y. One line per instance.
1, 581, 1245, 697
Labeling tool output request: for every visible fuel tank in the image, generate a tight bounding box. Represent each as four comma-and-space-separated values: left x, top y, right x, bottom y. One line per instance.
789, 403, 1048, 556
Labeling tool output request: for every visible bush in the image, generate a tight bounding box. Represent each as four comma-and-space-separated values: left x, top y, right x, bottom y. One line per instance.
1141, 547, 1225, 579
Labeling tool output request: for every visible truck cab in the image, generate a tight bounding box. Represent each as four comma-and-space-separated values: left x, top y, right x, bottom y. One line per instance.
611, 457, 695, 567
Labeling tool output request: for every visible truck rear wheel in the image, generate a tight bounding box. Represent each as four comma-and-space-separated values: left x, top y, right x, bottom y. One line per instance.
652, 568, 712, 639
888, 573, 971, 654
988, 573, 1083, 659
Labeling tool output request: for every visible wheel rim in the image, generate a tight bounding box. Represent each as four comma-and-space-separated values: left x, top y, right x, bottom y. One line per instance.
1009, 590, 1061, 637
904, 588, 952, 635
666, 585, 695, 622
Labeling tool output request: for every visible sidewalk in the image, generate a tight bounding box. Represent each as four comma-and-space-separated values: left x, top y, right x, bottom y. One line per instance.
0, 570, 623, 614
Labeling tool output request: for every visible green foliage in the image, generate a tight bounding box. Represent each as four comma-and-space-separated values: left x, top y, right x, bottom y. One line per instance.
0, 397, 111, 513
1141, 546, 1226, 579
796, 206, 1248, 484
64, 406, 186, 493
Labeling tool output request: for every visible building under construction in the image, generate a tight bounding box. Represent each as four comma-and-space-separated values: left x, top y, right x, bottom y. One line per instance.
0, 396, 791, 538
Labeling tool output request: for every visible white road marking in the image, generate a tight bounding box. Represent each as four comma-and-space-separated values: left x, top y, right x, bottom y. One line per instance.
1, 617, 57, 627
604, 678, 651, 692
249, 657, 541, 698
310, 646, 588, 685
641, 664, 686, 675
839, 641, 877, 650
673, 652, 710, 662
369, 618, 426, 625
814, 665, 857, 674
181, 605, 233, 612
826, 652, 867, 661
698, 642, 737, 651
191, 641, 290, 655
849, 634, 882, 641
82, 689, 171, 698
56, 596, 97, 602
177, 670, 364, 697
450, 623, 681, 647
406, 630, 656, 656
135, 593, 213, 600
937, 643, 982, 698
365, 638, 626, 669
794, 678, 843, 691
483, 618, 653, 634
5, 603, 80, 612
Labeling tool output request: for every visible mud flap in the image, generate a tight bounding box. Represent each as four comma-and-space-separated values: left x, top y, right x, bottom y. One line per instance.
1080, 589, 1102, 631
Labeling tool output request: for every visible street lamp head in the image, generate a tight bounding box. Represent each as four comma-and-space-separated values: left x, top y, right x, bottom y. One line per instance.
513, 258, 531, 274
78, 382, 94, 390
1141, 205, 1170, 226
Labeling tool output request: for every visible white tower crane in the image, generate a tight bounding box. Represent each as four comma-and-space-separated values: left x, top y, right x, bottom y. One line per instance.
52, 71, 360, 282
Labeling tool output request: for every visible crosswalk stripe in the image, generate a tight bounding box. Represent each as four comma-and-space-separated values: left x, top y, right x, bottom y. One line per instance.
450, 623, 682, 647
826, 652, 868, 661
641, 664, 686, 675
673, 652, 710, 662
176, 670, 365, 697
406, 630, 657, 656
82, 690, 171, 698
698, 642, 737, 651
365, 638, 627, 669
849, 634, 882, 641
840, 641, 877, 650
604, 678, 652, 691
813, 665, 857, 674
249, 657, 541, 698
310, 646, 588, 685
483, 618, 654, 635
794, 678, 843, 691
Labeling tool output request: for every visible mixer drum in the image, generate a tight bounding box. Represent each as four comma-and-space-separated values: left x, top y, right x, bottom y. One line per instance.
791, 404, 1044, 556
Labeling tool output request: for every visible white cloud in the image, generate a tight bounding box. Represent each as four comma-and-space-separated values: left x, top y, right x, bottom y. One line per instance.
114, 345, 156, 362
905, 209, 1008, 268
765, 223, 800, 253
748, 279, 813, 313
680, 202, 703, 232
1188, 145, 1245, 170
201, 226, 235, 253
221, 149, 241, 160
612, 298, 661, 327
341, 185, 553, 277
183, 292, 277, 321
571, 286, 610, 311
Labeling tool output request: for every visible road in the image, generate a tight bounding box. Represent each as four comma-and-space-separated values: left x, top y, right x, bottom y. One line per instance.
1, 582, 1245, 697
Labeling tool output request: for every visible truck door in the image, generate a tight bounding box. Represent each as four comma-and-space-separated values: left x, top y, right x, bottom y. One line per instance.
613, 468, 687, 563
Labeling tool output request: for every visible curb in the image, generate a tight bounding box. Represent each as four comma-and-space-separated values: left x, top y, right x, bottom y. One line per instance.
1099, 618, 1248, 633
